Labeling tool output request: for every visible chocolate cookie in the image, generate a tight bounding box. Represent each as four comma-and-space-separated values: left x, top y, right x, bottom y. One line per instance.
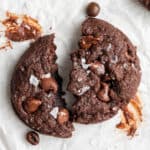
11, 34, 74, 138
140, 0, 150, 9
68, 18, 141, 124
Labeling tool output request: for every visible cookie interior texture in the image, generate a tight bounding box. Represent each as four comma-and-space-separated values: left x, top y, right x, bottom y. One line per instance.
68, 18, 141, 124
11, 34, 74, 138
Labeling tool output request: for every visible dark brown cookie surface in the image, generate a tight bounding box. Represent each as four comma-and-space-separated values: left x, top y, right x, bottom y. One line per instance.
68, 18, 141, 124
140, 0, 150, 9
11, 34, 74, 138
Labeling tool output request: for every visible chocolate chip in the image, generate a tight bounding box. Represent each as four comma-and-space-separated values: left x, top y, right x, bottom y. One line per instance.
26, 131, 39, 145
90, 62, 105, 75
97, 83, 110, 102
57, 108, 69, 124
23, 98, 42, 113
86, 2, 100, 17
40, 77, 58, 93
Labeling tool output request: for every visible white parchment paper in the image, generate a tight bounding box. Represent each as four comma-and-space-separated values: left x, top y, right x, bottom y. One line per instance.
0, 0, 150, 150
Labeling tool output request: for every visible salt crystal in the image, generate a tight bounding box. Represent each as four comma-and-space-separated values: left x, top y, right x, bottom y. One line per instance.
81, 58, 90, 70
29, 74, 40, 87
50, 107, 59, 119
78, 85, 90, 96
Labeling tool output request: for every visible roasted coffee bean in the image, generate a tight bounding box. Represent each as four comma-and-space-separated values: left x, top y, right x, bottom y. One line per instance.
26, 131, 39, 145
86, 2, 100, 17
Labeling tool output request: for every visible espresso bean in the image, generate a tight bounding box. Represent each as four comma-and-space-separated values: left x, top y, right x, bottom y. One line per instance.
26, 131, 39, 145
86, 2, 100, 17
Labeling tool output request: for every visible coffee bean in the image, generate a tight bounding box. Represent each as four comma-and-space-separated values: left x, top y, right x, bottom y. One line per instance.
86, 2, 100, 17
41, 77, 58, 93
57, 108, 69, 124
23, 98, 42, 113
26, 131, 39, 145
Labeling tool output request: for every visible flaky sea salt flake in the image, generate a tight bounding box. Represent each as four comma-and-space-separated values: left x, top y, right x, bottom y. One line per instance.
29, 74, 40, 87
50, 107, 59, 119
81, 58, 91, 70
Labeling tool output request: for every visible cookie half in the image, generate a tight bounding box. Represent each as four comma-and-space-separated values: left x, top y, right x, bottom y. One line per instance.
68, 18, 141, 124
11, 34, 74, 138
